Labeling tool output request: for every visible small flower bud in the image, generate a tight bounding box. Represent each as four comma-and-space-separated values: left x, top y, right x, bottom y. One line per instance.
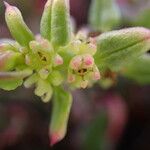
39, 68, 49, 79
80, 80, 88, 89
83, 54, 94, 68
70, 55, 82, 70
34, 79, 53, 103
24, 74, 38, 88
67, 74, 75, 83
54, 54, 64, 66
93, 70, 101, 80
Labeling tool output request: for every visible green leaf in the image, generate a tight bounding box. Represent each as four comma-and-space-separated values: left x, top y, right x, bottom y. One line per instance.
95, 27, 150, 72
122, 55, 150, 84
0, 50, 23, 71
0, 69, 32, 90
4, 2, 34, 47
40, 0, 53, 40
89, 0, 121, 32
50, 86, 72, 145
0, 78, 23, 91
51, 0, 71, 47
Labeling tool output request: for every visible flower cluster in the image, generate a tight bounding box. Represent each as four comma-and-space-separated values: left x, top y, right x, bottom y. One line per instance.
67, 32, 100, 88
24, 36, 64, 102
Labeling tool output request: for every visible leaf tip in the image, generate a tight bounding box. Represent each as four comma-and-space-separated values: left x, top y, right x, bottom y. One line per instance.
50, 132, 62, 146
4, 1, 10, 8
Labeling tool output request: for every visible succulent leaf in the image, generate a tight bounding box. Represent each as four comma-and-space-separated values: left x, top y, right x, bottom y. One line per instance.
50, 87, 72, 145
51, 0, 71, 47
95, 27, 150, 72
40, 0, 53, 40
0, 69, 32, 90
4, 2, 34, 47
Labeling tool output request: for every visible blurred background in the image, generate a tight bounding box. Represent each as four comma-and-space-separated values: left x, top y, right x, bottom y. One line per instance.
0, 0, 150, 150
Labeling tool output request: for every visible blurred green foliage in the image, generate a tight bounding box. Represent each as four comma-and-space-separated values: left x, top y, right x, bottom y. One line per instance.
82, 111, 108, 150
89, 0, 121, 32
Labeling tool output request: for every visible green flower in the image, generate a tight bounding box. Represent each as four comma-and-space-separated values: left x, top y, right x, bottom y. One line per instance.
67, 32, 100, 88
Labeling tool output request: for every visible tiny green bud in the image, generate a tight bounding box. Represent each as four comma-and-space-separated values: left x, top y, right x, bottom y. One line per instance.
24, 74, 38, 88
4, 2, 34, 47
34, 79, 53, 103
53, 54, 63, 66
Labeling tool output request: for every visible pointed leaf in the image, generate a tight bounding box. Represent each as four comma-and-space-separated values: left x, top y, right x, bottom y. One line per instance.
50, 87, 72, 145
40, 0, 53, 40
51, 0, 71, 47
4, 2, 34, 47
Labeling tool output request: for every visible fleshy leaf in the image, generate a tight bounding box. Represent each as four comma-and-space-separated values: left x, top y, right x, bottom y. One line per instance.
50, 87, 72, 145
0, 50, 23, 71
40, 0, 53, 40
0, 69, 32, 90
51, 0, 71, 47
4, 2, 34, 47
89, 0, 121, 31
95, 27, 150, 72
122, 55, 150, 84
